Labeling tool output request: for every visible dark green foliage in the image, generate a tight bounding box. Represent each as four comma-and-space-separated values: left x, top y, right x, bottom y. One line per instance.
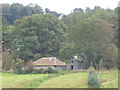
2, 61, 12, 70
73, 8, 84, 14
12, 14, 67, 61
31, 67, 57, 74
2, 4, 118, 70
101, 44, 118, 68
31, 70, 38, 74
45, 8, 62, 17
88, 68, 101, 88
12, 59, 25, 74
1, 3, 44, 24
45, 67, 58, 74
21, 67, 34, 74
59, 44, 77, 61
69, 18, 116, 68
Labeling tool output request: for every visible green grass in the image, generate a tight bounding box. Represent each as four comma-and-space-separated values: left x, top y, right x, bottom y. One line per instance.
99, 71, 118, 88
2, 70, 118, 88
38, 70, 118, 88
39, 72, 88, 88
2, 73, 53, 88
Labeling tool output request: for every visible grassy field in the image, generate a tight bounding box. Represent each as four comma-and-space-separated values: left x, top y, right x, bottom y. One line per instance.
39, 72, 88, 88
39, 70, 118, 88
2, 70, 118, 88
2, 73, 57, 88
99, 70, 118, 88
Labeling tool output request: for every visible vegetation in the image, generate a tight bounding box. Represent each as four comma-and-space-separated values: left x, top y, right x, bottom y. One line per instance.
2, 73, 52, 88
1, 3, 62, 24
2, 3, 118, 70
12, 14, 67, 61
38, 71, 118, 88
2, 70, 72, 88
1, 2, 119, 89
88, 68, 101, 88
2, 70, 118, 88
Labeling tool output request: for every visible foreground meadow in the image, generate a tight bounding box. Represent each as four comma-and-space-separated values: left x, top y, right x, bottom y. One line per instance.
2, 70, 118, 88
39, 70, 118, 88
2, 73, 56, 88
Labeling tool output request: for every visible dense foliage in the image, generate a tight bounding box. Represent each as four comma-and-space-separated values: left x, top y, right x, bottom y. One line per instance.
12, 14, 67, 61
1, 3, 62, 24
2, 3, 118, 71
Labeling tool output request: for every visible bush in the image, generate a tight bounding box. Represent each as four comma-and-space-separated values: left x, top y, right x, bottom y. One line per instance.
41, 67, 58, 74
2, 61, 13, 71
21, 68, 28, 74
88, 67, 101, 88
31, 70, 38, 74
47, 67, 57, 73
12, 59, 25, 74
31, 68, 57, 74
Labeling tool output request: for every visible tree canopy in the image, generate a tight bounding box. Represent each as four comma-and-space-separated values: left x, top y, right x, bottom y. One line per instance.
12, 14, 67, 61
2, 4, 118, 70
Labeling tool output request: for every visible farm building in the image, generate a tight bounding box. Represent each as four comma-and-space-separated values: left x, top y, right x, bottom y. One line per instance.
67, 56, 87, 70
32, 57, 66, 70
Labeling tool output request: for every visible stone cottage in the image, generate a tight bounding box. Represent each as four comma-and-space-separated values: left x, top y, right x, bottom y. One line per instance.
67, 56, 87, 70
32, 57, 66, 70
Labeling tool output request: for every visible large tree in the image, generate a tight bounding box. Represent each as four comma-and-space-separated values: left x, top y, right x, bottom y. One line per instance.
12, 14, 67, 61
69, 18, 116, 68
1, 3, 44, 24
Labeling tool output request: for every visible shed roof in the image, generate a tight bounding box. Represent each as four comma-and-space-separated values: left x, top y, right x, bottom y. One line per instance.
32, 57, 66, 66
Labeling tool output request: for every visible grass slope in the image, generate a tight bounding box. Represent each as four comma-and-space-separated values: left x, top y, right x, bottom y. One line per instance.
39, 72, 88, 88
2, 73, 51, 88
38, 71, 118, 88
2, 70, 118, 88
99, 71, 118, 88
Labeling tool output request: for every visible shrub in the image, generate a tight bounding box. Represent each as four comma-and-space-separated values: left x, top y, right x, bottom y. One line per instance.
31, 70, 38, 74
35, 69, 44, 74
12, 59, 24, 74
2, 61, 13, 71
21, 68, 28, 74
88, 67, 101, 88
44, 67, 57, 74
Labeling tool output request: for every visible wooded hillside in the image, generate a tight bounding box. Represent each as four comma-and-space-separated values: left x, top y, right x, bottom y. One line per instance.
1, 3, 119, 71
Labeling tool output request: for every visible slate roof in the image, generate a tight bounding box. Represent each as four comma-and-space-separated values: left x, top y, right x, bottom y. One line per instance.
32, 57, 66, 66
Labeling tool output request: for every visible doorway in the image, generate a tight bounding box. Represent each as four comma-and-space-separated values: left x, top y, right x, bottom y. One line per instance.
71, 65, 73, 70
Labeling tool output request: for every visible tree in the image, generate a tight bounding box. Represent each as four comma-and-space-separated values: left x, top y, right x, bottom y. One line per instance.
73, 8, 84, 14
101, 44, 118, 69
2, 16, 13, 51
69, 18, 115, 68
45, 8, 62, 17
59, 44, 77, 61
12, 14, 67, 61
12, 58, 25, 74
88, 68, 101, 88
1, 3, 44, 24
